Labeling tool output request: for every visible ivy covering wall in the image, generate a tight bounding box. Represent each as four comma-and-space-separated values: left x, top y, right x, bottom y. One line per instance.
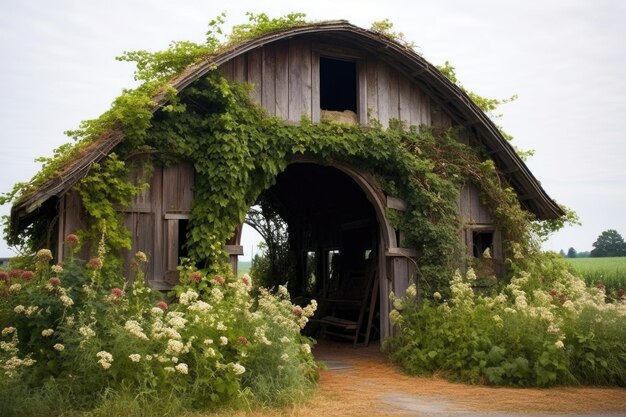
2, 13, 569, 292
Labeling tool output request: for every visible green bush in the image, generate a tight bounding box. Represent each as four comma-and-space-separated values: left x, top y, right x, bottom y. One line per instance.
384, 256, 626, 387
0, 239, 317, 417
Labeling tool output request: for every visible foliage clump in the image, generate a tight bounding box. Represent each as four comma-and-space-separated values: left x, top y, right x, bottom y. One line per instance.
0, 238, 317, 416
385, 254, 626, 386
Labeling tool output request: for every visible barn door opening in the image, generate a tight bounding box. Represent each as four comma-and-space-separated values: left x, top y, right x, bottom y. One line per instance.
244, 162, 382, 345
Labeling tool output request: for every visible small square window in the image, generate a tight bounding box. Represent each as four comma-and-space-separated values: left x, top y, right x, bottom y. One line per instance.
320, 57, 357, 113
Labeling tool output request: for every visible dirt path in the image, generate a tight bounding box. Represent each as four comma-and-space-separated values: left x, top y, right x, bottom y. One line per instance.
212, 342, 626, 417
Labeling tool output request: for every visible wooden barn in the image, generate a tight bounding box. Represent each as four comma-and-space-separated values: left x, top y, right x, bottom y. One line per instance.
10, 21, 563, 342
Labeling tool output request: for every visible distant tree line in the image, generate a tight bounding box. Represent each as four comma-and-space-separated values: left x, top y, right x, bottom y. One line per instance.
560, 229, 626, 258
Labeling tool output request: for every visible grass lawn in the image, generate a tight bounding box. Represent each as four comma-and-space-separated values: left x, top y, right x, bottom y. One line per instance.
565, 256, 626, 292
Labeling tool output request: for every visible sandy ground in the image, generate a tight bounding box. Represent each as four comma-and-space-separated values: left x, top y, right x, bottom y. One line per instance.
208, 341, 626, 417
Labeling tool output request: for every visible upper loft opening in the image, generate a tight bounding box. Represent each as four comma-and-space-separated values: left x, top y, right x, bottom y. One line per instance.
320, 57, 357, 114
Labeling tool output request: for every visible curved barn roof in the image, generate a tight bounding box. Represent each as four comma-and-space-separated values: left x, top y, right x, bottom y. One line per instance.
11, 20, 563, 234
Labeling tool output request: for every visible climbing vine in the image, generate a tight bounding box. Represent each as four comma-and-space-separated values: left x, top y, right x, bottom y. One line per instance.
3, 13, 569, 291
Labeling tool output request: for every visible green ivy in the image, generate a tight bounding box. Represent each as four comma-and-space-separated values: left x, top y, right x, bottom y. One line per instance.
3, 13, 569, 291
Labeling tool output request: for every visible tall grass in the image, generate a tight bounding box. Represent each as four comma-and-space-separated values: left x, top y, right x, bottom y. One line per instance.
566, 257, 626, 294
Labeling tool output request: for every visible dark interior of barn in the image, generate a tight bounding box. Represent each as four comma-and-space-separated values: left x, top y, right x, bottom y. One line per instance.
253, 163, 380, 345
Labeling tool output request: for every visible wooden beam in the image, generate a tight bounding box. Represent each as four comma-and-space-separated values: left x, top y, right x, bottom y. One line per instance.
164, 213, 190, 220
224, 245, 244, 256
385, 247, 418, 258
386, 196, 407, 211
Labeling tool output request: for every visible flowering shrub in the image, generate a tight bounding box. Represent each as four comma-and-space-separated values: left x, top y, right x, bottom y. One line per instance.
0, 244, 317, 416
384, 256, 626, 386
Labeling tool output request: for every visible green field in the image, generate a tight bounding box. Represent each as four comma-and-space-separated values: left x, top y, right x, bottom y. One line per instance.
238, 260, 252, 276
565, 257, 626, 293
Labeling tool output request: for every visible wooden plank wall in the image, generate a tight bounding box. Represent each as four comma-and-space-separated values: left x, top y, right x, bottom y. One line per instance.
218, 40, 431, 128
119, 162, 194, 287
459, 183, 493, 225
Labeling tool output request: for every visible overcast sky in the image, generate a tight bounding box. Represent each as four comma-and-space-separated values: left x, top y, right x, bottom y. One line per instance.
1, 0, 625, 259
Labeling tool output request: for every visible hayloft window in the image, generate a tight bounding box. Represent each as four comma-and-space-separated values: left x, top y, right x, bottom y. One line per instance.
320, 57, 357, 114
472, 230, 494, 258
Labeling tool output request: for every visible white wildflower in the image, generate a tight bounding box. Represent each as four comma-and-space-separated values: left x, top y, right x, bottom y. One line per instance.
433, 292, 442, 301
59, 295, 74, 307
1, 327, 16, 336
179, 289, 198, 305
129, 354, 141, 363
41, 329, 54, 337
231, 363, 245, 375
216, 321, 227, 331
210, 288, 224, 302
301, 343, 312, 354
405, 284, 417, 299
164, 366, 175, 373
204, 338, 214, 345
175, 363, 188, 374
280, 336, 290, 344
124, 320, 149, 340
555, 340, 564, 349
51, 264, 63, 274
188, 300, 212, 312
53, 343, 64, 352
278, 285, 289, 298
220, 336, 228, 346
166, 339, 186, 355
79, 326, 95, 338
8, 284, 21, 293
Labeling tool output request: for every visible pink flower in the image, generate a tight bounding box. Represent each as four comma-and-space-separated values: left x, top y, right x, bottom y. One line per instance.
617, 288, 625, 299
189, 271, 202, 282
156, 301, 168, 311
238, 336, 249, 345
241, 274, 251, 287
548, 289, 557, 297
213, 275, 225, 285
87, 258, 103, 270
292, 306, 303, 317
49, 277, 61, 286
64, 234, 80, 246
558, 295, 568, 304
9, 269, 22, 279
111, 288, 124, 297
595, 283, 605, 291
0, 271, 8, 282
21, 271, 34, 281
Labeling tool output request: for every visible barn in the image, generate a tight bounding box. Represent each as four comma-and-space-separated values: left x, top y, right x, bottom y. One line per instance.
9, 20, 563, 342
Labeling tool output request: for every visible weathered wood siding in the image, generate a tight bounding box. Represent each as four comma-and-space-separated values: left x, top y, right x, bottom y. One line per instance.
56, 164, 194, 285
115, 162, 194, 288
218, 40, 431, 128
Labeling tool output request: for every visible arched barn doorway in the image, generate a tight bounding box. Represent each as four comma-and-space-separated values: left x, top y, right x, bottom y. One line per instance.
237, 160, 400, 345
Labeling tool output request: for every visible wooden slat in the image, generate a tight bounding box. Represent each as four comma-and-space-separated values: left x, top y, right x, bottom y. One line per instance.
409, 83, 420, 127
233, 54, 247, 82
162, 163, 194, 213
151, 166, 164, 282
377, 61, 389, 127
56, 195, 65, 263
421, 91, 432, 126
288, 38, 312, 122
392, 257, 409, 297
166, 219, 178, 272
366, 58, 378, 124
275, 40, 289, 120
219, 60, 234, 81
357, 61, 367, 124
388, 68, 399, 122
398, 75, 411, 127
261, 44, 276, 115
311, 51, 320, 122
247, 48, 263, 104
